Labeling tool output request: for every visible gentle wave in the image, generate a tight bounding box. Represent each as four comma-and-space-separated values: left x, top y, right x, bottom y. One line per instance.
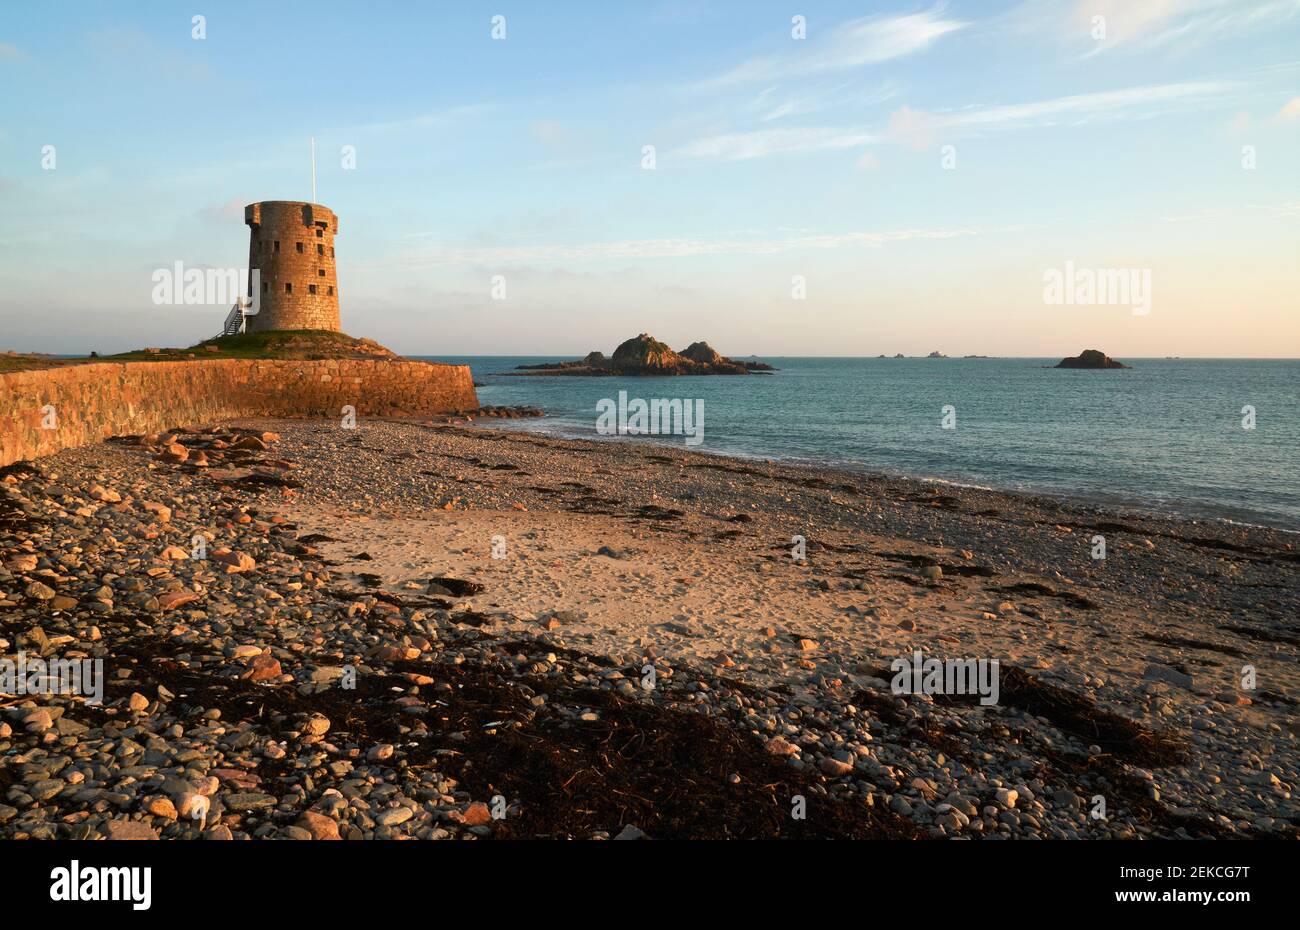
426, 356, 1300, 531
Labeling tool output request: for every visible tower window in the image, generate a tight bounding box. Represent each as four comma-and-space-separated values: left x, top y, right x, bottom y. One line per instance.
318, 268, 325, 276
327, 286, 334, 296
309, 284, 317, 295
316, 229, 323, 238
262, 281, 268, 293
330, 247, 335, 257
317, 244, 324, 255
285, 283, 292, 294
274, 240, 280, 253
296, 241, 304, 253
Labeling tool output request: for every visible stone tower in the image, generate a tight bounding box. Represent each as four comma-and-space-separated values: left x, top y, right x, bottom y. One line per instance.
244, 201, 340, 332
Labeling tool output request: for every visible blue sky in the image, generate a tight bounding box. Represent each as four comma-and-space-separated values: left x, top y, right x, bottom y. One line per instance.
1, 0, 1298, 356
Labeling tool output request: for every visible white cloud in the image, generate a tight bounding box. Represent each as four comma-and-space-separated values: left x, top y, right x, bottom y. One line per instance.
755, 80, 898, 122
1257, 201, 1300, 216
674, 127, 876, 161
707, 7, 966, 86
1275, 96, 1300, 120
682, 80, 1233, 162
198, 197, 248, 224
392, 226, 1001, 266
348, 103, 493, 135
882, 82, 1237, 150
1123, 0, 1300, 53
941, 80, 1236, 129
1166, 201, 1300, 221
86, 27, 213, 83
887, 105, 943, 149
531, 120, 571, 147
1008, 0, 1300, 57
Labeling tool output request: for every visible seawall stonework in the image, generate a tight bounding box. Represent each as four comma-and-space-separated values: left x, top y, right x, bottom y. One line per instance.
0, 359, 478, 467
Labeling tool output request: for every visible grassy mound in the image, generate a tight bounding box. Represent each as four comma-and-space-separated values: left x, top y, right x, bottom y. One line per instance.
113, 330, 399, 361
2, 331, 401, 372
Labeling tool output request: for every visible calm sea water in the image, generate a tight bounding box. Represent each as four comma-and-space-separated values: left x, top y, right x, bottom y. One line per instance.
420, 357, 1300, 531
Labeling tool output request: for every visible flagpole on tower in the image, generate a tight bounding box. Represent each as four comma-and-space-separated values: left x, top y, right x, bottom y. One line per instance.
310, 137, 317, 204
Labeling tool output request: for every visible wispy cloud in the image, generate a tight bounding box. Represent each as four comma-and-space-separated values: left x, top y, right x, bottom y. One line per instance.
887, 105, 943, 149
1276, 96, 1300, 120
897, 80, 1240, 146
939, 80, 1238, 130
1007, 0, 1300, 57
1256, 201, 1300, 216
531, 120, 571, 147
754, 80, 898, 122
85, 27, 213, 83
1102, 0, 1300, 55
1164, 200, 1300, 221
197, 197, 248, 224
683, 80, 1234, 162
392, 226, 1002, 266
346, 103, 493, 135
706, 7, 966, 86
0, 41, 23, 61
674, 126, 876, 161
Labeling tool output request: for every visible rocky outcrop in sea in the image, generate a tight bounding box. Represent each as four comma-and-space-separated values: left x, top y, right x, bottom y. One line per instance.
1055, 349, 1130, 369
511, 334, 775, 376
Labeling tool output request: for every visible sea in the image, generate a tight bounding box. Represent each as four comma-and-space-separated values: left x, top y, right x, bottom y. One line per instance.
419, 357, 1300, 532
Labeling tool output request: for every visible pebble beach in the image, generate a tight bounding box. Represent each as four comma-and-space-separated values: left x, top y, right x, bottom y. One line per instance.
1, 417, 1296, 840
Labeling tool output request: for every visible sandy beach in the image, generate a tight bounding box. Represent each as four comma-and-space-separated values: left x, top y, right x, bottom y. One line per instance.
1, 417, 1295, 840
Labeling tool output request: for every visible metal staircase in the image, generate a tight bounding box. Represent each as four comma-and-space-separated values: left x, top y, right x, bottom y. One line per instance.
218, 298, 256, 338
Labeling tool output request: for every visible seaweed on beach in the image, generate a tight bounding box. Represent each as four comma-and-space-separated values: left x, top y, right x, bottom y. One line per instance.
1141, 632, 1247, 659
993, 582, 1099, 611
451, 684, 925, 839
98, 634, 921, 839
854, 666, 1185, 767
296, 533, 338, 544
216, 471, 303, 490
992, 667, 1185, 767
634, 504, 685, 521
1221, 623, 1300, 648
450, 609, 496, 627
427, 576, 485, 597
878, 551, 998, 578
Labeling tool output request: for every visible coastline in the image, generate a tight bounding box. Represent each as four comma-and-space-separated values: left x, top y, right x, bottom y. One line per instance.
2, 416, 1294, 840
463, 413, 1300, 534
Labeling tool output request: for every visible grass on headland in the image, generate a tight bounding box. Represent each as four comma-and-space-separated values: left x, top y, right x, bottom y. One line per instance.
1, 330, 399, 372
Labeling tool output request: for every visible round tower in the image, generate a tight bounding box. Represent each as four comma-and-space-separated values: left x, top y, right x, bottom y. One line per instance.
244, 201, 341, 332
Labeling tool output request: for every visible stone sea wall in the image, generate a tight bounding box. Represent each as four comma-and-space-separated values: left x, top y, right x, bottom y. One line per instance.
0, 358, 478, 467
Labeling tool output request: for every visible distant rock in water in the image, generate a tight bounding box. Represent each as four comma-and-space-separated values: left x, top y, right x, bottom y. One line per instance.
611, 333, 687, 373
680, 341, 724, 366
1055, 349, 1130, 369
508, 333, 774, 376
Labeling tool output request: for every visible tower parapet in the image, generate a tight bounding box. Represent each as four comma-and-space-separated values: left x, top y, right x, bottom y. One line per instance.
244, 201, 341, 332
